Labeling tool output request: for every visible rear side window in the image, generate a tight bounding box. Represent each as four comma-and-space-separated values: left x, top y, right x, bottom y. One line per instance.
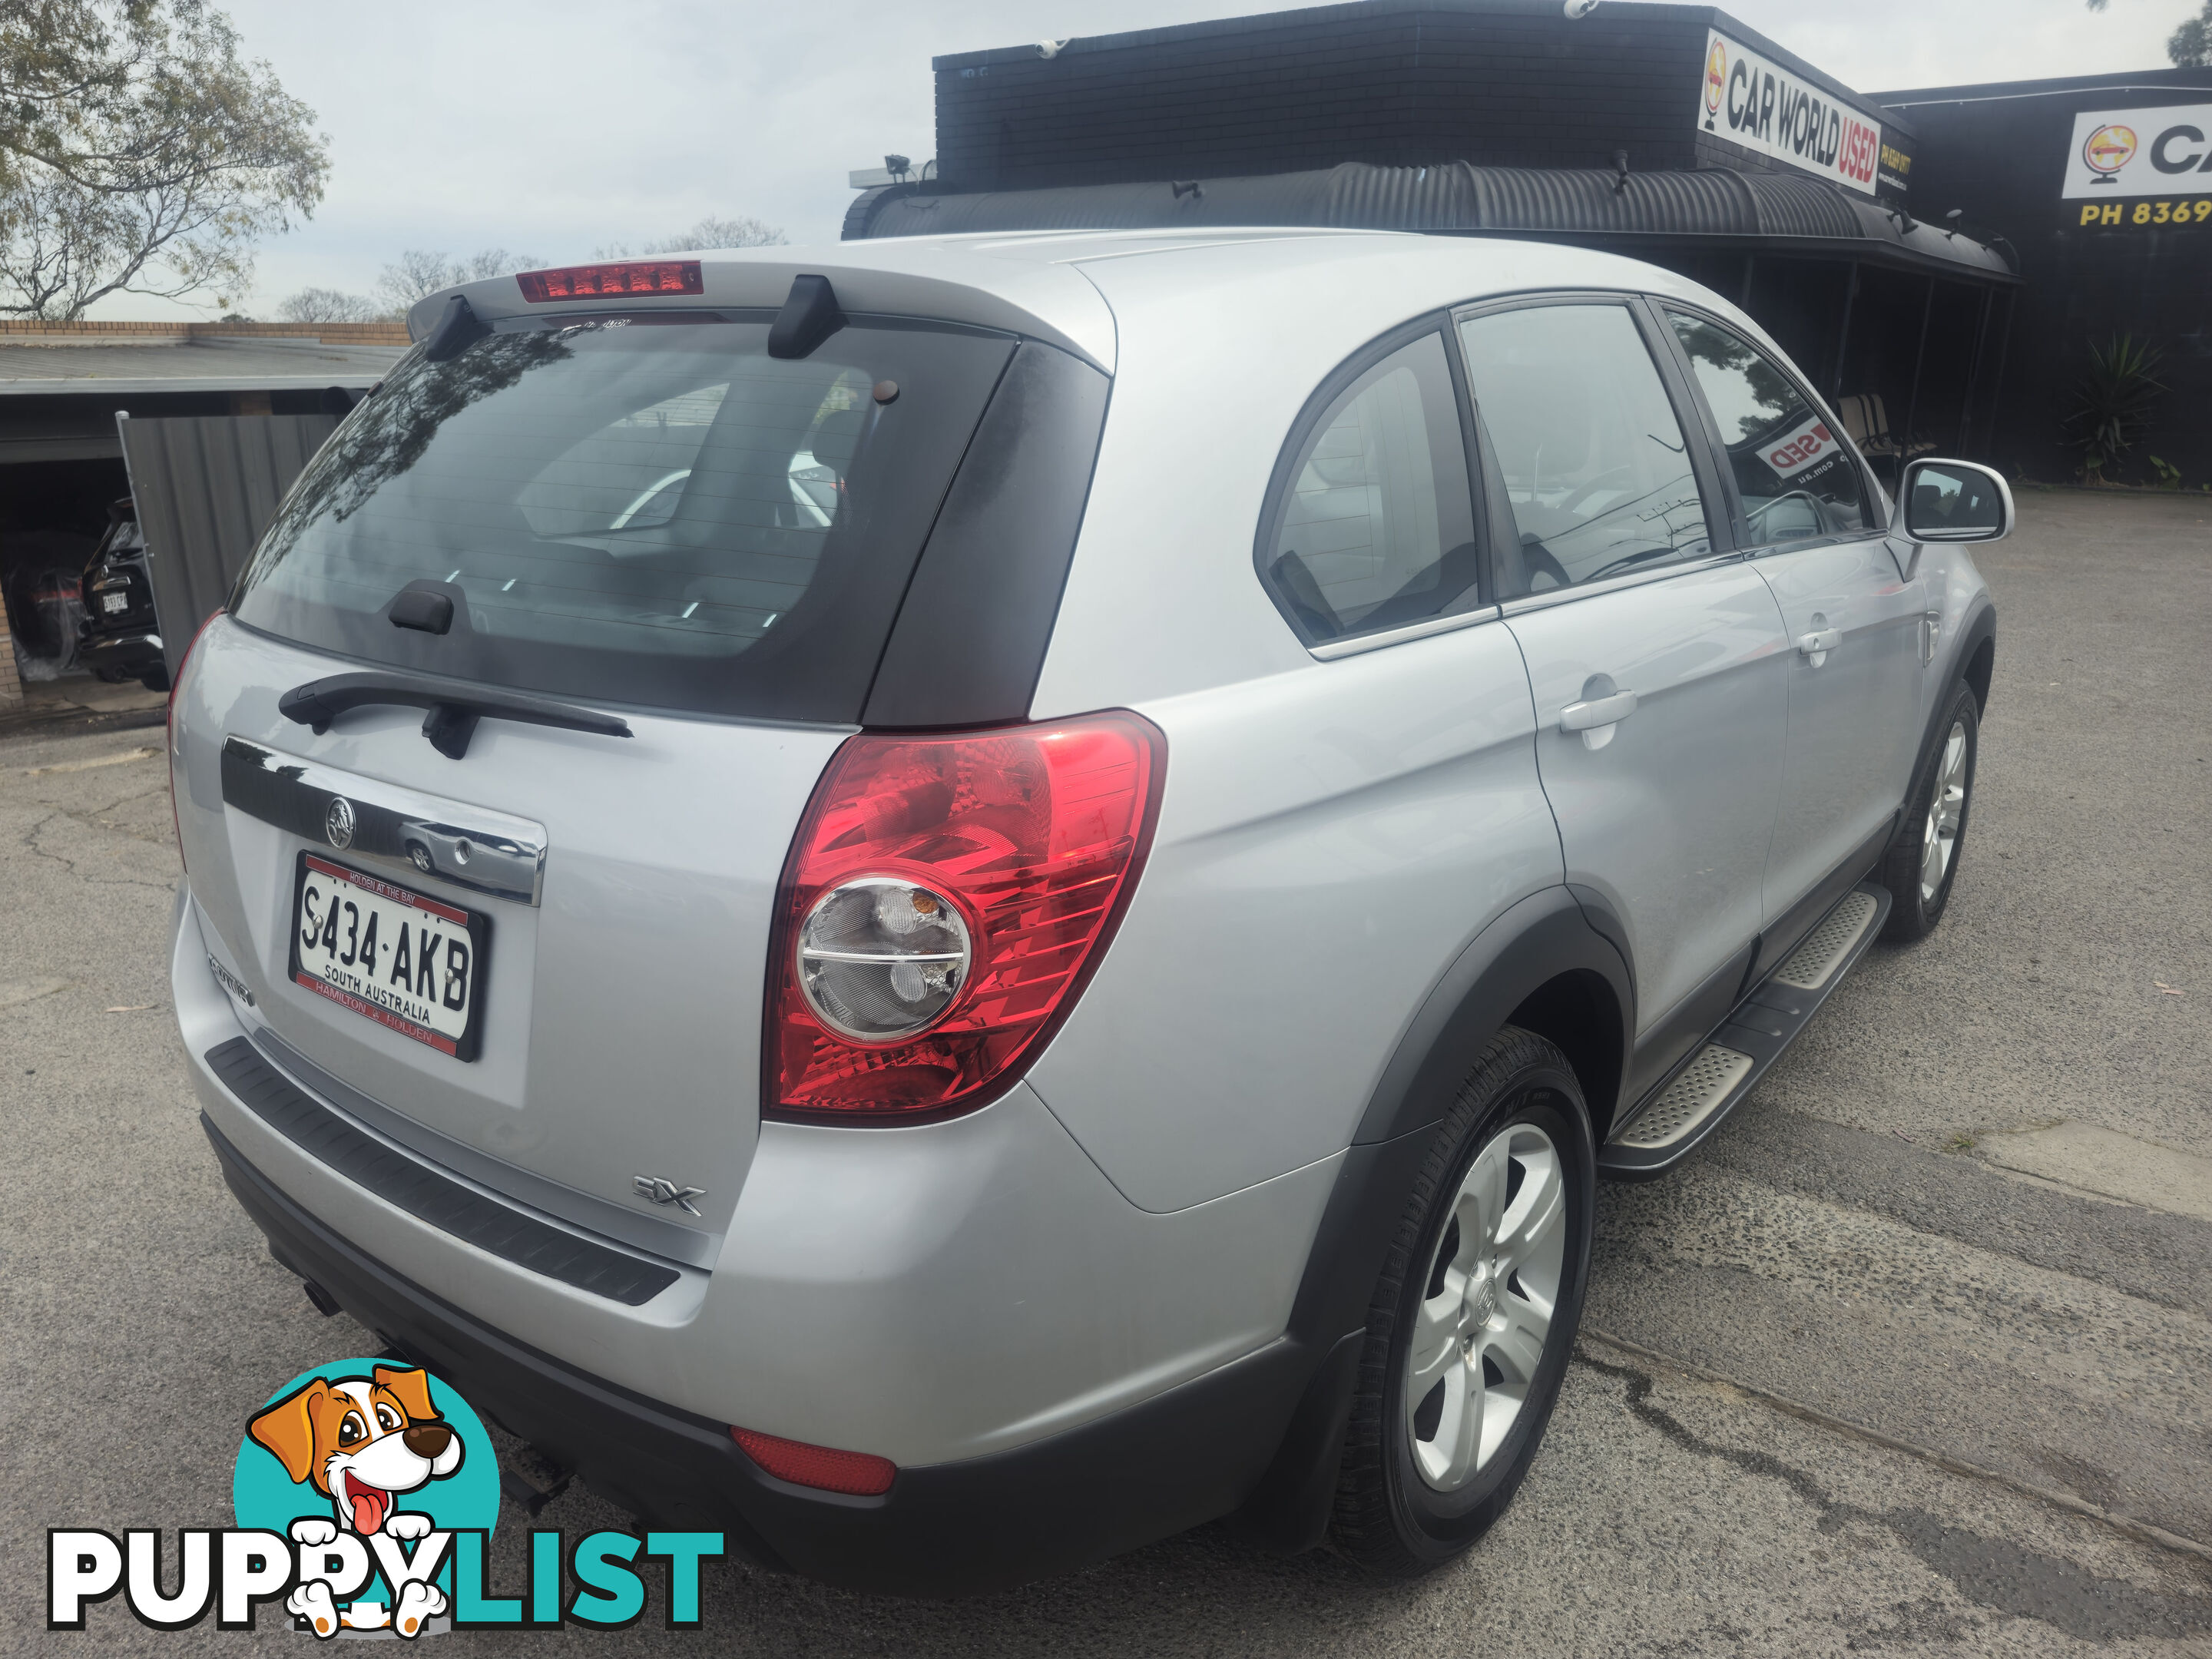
1457, 303, 1712, 598
1258, 332, 1480, 645
1665, 310, 1870, 545
232, 316, 1015, 723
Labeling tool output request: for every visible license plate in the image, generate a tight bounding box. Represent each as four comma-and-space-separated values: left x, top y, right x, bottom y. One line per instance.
101, 591, 129, 613
289, 853, 490, 1061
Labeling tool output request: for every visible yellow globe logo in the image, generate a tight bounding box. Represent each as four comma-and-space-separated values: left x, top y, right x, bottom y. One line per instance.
2083, 123, 2137, 177
1705, 41, 1727, 114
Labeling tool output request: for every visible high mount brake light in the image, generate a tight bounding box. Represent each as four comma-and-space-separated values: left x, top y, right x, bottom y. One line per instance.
514, 261, 703, 303
766, 712, 1165, 1121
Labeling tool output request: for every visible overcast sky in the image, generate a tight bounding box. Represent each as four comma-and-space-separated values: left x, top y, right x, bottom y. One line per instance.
95, 0, 2195, 320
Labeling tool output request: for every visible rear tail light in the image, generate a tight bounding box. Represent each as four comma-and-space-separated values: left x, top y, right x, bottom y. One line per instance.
766, 712, 1165, 1121
731, 1427, 896, 1496
514, 261, 703, 303
167, 611, 220, 871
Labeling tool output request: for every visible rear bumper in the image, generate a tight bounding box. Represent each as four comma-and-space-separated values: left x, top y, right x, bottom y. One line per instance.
75, 626, 161, 674
204, 1111, 1315, 1596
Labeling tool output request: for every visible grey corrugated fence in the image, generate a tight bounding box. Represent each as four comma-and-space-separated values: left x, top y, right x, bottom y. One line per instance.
115, 412, 336, 676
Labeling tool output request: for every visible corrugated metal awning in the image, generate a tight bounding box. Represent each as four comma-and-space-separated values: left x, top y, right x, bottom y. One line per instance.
848, 161, 2018, 283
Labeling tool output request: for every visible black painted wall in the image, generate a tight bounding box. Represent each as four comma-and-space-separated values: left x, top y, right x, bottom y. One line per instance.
935, 0, 1909, 200
1873, 68, 2212, 485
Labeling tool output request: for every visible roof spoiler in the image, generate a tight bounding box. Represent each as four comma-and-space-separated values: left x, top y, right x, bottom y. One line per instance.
767, 275, 846, 359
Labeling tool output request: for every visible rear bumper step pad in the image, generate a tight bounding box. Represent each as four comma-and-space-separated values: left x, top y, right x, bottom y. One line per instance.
204, 1036, 680, 1305
1601, 881, 1891, 1179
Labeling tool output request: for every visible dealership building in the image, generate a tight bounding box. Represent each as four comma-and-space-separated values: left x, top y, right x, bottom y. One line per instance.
846, 0, 2212, 489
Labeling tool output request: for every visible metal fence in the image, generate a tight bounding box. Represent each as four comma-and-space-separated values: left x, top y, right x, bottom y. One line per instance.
115, 412, 336, 676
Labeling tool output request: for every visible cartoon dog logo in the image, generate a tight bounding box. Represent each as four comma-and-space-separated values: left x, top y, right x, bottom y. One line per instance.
249, 1364, 464, 1637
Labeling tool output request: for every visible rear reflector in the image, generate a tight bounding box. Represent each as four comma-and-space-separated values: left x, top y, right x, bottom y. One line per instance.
514, 260, 703, 303
731, 1428, 896, 1496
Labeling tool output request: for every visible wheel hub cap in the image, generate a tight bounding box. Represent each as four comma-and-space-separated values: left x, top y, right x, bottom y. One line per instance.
1466, 1274, 1498, 1329
1403, 1121, 1568, 1492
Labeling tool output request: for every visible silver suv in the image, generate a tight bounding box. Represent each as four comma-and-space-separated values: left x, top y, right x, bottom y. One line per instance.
168, 232, 2005, 1593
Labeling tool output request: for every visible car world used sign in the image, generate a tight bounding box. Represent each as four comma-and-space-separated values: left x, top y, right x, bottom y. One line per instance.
1697, 28, 1883, 199
2059, 103, 2212, 198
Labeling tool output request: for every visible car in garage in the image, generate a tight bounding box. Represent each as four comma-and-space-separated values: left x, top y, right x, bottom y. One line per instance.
166, 232, 2004, 1594
75, 497, 169, 691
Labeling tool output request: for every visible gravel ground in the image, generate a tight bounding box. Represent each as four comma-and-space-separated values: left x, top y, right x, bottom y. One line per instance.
2, 488, 2207, 1655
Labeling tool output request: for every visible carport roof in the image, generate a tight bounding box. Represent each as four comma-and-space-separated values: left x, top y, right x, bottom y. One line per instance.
0, 335, 406, 396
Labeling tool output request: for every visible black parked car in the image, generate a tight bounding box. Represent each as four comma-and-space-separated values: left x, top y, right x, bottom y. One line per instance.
75, 498, 167, 691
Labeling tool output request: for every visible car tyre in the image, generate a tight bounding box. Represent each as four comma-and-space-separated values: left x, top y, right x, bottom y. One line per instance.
1330, 1025, 1594, 1578
1880, 681, 1979, 942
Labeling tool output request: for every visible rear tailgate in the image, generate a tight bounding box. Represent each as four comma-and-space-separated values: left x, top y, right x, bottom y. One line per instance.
171, 293, 1031, 1259
177, 617, 845, 1250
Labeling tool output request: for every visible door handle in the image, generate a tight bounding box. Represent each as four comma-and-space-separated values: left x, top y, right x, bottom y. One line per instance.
1559, 689, 1638, 750
1797, 628, 1842, 657
1559, 690, 1638, 730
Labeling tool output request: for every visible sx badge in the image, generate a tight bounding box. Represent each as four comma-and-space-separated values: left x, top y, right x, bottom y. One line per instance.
634, 1174, 707, 1217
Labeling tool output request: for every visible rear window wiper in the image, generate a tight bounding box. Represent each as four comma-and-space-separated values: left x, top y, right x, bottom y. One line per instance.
279, 670, 632, 760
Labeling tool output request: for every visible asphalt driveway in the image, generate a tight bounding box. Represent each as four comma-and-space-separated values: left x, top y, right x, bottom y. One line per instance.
3, 488, 2208, 1654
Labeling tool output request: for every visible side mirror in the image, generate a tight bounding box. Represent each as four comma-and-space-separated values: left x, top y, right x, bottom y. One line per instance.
1902, 458, 2013, 543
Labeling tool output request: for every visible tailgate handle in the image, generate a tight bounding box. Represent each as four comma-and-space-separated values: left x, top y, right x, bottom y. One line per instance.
279, 671, 631, 760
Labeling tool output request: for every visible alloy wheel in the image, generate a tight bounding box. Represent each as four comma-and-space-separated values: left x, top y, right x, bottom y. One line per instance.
1403, 1121, 1568, 1492
1921, 719, 1969, 905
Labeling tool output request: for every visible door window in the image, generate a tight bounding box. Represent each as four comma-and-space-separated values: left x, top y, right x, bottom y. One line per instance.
1665, 310, 1871, 545
1259, 332, 1479, 644
1457, 303, 1712, 598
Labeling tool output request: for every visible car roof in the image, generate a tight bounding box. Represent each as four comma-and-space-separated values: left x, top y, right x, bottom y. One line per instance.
415, 230, 1761, 382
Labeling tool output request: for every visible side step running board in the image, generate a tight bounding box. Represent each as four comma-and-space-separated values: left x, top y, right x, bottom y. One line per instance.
1600, 882, 1891, 1180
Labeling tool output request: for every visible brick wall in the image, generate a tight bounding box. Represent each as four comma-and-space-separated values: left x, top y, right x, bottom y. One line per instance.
0, 602, 21, 711
0, 320, 411, 346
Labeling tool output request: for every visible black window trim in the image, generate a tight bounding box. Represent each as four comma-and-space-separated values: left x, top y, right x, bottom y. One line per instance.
1645, 296, 1894, 555
1253, 309, 1500, 661
1448, 288, 1740, 608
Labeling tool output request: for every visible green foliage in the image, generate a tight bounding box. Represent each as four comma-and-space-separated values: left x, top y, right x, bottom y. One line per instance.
640, 216, 785, 254
0, 0, 329, 318
276, 285, 379, 324
2171, 1, 2212, 67
594, 217, 787, 260
2149, 455, 2183, 488
376, 249, 545, 317
2065, 335, 2167, 483
2086, 0, 2209, 68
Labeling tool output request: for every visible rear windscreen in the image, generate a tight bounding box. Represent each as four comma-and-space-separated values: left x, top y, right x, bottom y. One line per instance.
231, 314, 1015, 722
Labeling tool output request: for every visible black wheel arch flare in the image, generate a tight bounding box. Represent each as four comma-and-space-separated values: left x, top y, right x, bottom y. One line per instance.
1228, 885, 1631, 1552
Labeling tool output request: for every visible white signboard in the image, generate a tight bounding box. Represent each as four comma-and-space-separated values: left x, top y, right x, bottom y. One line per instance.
2059, 104, 2212, 199
1757, 413, 1846, 481
1696, 29, 1883, 200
